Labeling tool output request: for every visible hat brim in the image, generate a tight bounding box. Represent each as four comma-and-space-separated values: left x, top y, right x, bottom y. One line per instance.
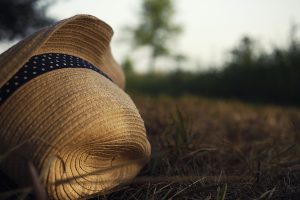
0, 67, 150, 199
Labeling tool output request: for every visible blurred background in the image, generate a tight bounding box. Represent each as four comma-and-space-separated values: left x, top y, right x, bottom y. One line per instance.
1, 1, 300, 199
0, 0, 300, 105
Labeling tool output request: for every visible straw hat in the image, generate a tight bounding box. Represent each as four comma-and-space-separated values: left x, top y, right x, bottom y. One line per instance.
0, 15, 151, 200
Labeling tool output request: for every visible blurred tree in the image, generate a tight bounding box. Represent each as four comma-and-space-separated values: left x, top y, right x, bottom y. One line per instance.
173, 53, 186, 70
122, 56, 135, 75
289, 22, 300, 53
230, 36, 256, 66
0, 0, 55, 41
129, 0, 182, 72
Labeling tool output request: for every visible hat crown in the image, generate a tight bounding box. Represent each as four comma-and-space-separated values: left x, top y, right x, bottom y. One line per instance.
0, 15, 125, 89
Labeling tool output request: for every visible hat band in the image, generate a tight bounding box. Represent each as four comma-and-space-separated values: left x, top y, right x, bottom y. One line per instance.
0, 53, 112, 105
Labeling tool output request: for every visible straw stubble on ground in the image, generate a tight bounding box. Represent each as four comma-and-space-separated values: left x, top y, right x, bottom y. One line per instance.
96, 95, 300, 200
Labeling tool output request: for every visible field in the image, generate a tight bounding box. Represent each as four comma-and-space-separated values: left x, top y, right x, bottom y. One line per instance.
1, 95, 300, 199
100, 95, 300, 200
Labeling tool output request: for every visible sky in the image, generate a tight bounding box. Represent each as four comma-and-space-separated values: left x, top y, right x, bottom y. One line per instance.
2, 0, 300, 72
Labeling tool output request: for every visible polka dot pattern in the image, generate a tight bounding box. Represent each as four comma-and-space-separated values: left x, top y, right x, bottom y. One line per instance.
0, 53, 112, 105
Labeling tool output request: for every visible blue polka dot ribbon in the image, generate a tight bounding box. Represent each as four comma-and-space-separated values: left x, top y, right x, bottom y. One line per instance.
0, 53, 112, 105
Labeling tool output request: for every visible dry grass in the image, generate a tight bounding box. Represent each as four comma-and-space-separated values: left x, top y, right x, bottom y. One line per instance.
1, 95, 300, 199
99, 95, 300, 200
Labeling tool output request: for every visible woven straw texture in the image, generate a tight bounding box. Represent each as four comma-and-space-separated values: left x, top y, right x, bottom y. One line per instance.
0, 15, 151, 200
